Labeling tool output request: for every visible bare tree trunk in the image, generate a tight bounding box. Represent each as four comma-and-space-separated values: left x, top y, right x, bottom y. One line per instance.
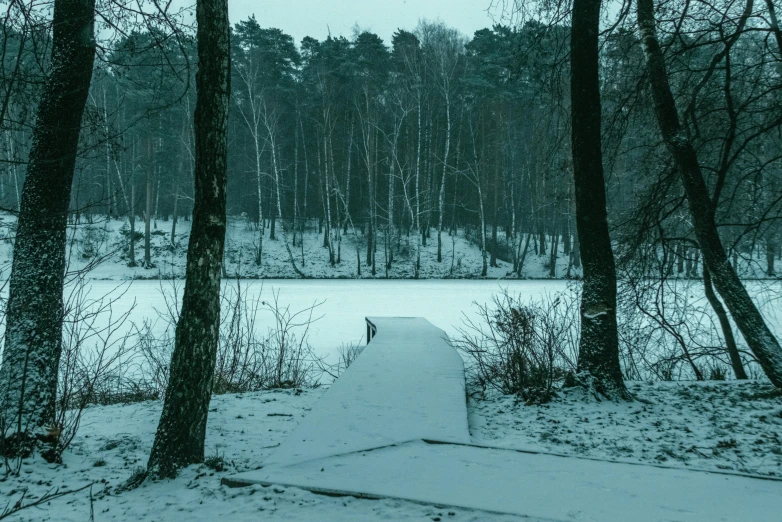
323, 134, 334, 265
299, 116, 309, 266
144, 168, 152, 268
129, 181, 137, 267
703, 265, 747, 379
264, 104, 305, 278
147, 0, 230, 477
414, 97, 422, 277
638, 0, 782, 387
549, 231, 559, 278
478, 184, 487, 277
255, 135, 263, 265
0, 0, 96, 451
171, 181, 179, 247
571, 0, 627, 397
437, 94, 450, 263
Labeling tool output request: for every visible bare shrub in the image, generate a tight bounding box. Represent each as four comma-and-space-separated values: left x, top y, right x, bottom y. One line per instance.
454, 288, 578, 404
136, 280, 322, 397
1, 276, 136, 466
314, 342, 364, 381
54, 280, 136, 462
617, 274, 764, 382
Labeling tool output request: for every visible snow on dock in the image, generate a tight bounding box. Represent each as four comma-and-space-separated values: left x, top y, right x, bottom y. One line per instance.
225, 317, 782, 520
258, 317, 470, 468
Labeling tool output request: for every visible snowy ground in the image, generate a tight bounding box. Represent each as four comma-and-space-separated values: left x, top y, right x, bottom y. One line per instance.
470, 380, 782, 477
2, 381, 780, 521
0, 211, 776, 281
0, 212, 575, 281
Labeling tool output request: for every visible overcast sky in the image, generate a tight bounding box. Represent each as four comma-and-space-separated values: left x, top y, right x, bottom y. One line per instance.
227, 0, 504, 45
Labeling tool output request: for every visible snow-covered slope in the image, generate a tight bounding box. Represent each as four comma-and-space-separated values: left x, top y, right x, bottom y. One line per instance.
0, 213, 577, 280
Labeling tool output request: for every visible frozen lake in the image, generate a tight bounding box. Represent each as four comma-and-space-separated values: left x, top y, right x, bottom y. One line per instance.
52, 279, 570, 359
1, 278, 780, 379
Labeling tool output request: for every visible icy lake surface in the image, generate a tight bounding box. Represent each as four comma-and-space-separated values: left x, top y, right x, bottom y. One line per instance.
63, 279, 570, 359
1, 278, 780, 366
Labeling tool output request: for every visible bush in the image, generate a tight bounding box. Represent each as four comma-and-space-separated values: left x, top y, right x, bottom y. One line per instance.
136, 280, 321, 397
454, 288, 578, 404
314, 342, 364, 380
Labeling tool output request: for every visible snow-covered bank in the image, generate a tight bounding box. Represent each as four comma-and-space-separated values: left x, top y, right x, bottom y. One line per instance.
470, 380, 782, 477
2, 381, 780, 520
0, 212, 575, 280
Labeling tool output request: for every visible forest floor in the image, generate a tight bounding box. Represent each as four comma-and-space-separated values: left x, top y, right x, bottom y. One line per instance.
0, 211, 776, 281
2, 380, 780, 521
0, 211, 590, 280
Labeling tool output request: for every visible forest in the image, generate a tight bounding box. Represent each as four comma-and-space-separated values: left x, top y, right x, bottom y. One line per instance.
1, 0, 782, 519
3, 4, 779, 278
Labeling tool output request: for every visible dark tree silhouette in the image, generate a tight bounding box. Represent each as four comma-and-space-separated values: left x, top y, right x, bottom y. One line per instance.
0, 0, 96, 454
637, 0, 782, 388
147, 0, 231, 477
570, 0, 628, 398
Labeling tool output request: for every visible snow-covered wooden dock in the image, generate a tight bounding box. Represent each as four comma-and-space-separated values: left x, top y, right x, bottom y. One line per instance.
258, 317, 469, 468
224, 317, 782, 521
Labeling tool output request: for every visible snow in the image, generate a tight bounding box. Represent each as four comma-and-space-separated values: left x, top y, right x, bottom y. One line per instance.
1, 211, 781, 520
470, 380, 782, 477
2, 382, 781, 520
223, 323, 782, 520
259, 317, 469, 467
0, 213, 572, 281
0, 279, 569, 366
224, 439, 782, 522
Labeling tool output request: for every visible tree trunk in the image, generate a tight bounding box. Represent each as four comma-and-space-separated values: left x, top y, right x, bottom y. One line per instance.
437, 94, 451, 263
572, 227, 582, 269
703, 265, 747, 379
638, 0, 782, 387
147, 0, 230, 477
677, 242, 685, 275
570, 0, 627, 397
171, 182, 179, 247
549, 231, 559, 278
0, 0, 96, 450
129, 182, 137, 267
144, 169, 152, 268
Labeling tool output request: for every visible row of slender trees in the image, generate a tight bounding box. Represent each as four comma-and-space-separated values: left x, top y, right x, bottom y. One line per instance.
1, 0, 781, 479
4, 11, 778, 278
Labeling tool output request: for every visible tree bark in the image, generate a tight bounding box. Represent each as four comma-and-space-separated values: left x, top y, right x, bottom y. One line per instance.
638, 0, 782, 387
129, 181, 137, 266
570, 0, 627, 397
144, 167, 152, 268
147, 0, 230, 477
703, 265, 747, 379
0, 0, 96, 446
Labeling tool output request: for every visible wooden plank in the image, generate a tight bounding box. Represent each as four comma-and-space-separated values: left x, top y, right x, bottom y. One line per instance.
256, 317, 469, 468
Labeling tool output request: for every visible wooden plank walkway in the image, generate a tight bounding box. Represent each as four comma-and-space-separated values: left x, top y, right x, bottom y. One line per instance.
258, 317, 469, 468
226, 439, 782, 521
225, 317, 782, 520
